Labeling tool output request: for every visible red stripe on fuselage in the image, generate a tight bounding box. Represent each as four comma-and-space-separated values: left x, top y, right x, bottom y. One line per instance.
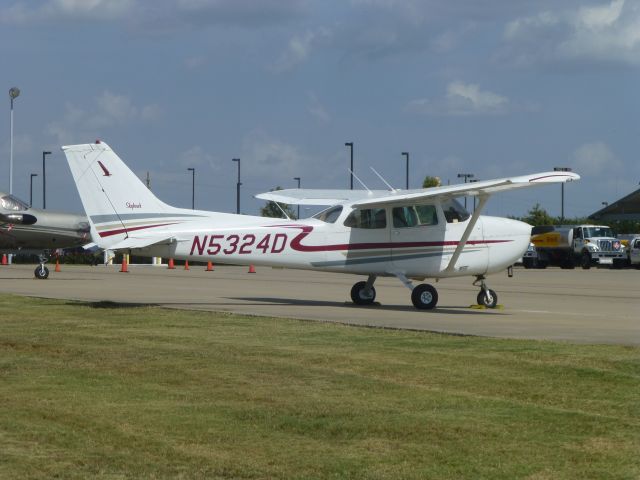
274, 224, 511, 252
98, 222, 178, 238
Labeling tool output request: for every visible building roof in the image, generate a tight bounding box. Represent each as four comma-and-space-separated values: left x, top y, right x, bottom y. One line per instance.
589, 188, 640, 221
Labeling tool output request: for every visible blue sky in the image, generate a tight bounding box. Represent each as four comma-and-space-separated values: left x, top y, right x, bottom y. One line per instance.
1, 0, 639, 218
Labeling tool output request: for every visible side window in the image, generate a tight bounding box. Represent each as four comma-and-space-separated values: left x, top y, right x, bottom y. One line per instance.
574, 228, 582, 239
392, 205, 438, 228
344, 208, 387, 229
634, 239, 640, 249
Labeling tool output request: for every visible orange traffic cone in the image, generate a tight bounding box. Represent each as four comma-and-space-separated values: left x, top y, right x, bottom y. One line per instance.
167, 258, 175, 269
120, 257, 129, 273
248, 264, 256, 274
1, 254, 7, 265
206, 261, 214, 271
55, 259, 61, 272
184, 260, 190, 270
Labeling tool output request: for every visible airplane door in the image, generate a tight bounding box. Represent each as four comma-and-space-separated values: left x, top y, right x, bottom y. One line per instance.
328, 206, 391, 274
390, 204, 446, 275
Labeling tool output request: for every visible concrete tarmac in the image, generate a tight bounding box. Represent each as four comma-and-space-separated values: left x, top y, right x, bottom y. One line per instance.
1, 263, 638, 345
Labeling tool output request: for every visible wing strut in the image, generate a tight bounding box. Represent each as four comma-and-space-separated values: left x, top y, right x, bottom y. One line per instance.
445, 194, 490, 273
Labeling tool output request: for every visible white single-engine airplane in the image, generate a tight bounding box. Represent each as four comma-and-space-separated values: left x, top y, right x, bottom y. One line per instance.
63, 141, 579, 310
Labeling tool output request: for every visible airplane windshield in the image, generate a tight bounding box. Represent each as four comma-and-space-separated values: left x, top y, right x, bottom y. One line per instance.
313, 205, 343, 223
1, 194, 29, 211
442, 199, 470, 223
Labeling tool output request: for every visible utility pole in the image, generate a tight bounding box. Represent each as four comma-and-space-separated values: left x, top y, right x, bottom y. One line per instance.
345, 142, 354, 189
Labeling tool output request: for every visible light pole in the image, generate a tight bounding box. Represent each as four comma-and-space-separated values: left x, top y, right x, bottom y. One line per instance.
42, 151, 52, 209
30, 173, 38, 207
9, 87, 20, 194
554, 167, 572, 222
345, 142, 353, 190
187, 167, 195, 209
293, 176, 301, 219
457, 173, 474, 209
402, 152, 409, 189
232, 158, 241, 214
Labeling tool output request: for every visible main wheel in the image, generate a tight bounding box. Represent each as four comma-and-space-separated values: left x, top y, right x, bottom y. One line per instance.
350, 281, 376, 305
580, 252, 592, 270
477, 289, 498, 308
411, 284, 438, 310
34, 265, 49, 280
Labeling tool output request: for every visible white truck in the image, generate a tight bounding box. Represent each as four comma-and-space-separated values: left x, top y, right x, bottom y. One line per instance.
529, 225, 626, 269
626, 236, 640, 268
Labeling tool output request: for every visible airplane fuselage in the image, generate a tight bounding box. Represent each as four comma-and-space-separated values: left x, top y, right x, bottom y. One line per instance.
107, 206, 531, 280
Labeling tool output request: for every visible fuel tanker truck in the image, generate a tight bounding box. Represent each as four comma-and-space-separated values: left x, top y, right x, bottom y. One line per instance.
527, 225, 626, 269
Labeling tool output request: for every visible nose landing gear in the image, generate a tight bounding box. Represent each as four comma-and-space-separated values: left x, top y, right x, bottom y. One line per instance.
34, 253, 50, 280
474, 275, 498, 308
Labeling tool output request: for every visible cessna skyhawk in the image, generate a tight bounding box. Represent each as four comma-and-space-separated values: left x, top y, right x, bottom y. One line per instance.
63, 141, 578, 309
0, 192, 90, 278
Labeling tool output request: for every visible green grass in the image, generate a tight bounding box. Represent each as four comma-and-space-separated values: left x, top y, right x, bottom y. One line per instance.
0, 294, 638, 479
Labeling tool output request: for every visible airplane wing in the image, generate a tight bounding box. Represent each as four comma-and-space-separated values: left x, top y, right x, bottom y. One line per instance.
255, 189, 393, 206
255, 172, 579, 207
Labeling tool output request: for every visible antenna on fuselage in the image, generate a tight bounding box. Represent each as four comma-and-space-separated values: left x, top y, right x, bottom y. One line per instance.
370, 167, 397, 192
349, 169, 371, 192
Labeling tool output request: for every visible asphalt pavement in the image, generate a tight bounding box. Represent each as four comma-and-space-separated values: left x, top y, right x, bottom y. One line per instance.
1, 263, 638, 345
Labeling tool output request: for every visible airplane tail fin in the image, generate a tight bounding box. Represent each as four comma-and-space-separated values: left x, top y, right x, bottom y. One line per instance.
62, 141, 199, 249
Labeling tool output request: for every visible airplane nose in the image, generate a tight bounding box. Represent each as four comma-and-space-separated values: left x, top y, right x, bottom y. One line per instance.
481, 216, 532, 272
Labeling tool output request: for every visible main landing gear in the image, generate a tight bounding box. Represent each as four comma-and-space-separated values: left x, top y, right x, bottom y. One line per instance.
349, 274, 499, 310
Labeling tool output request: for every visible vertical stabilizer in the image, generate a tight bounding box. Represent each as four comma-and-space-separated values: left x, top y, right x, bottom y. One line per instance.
63, 141, 198, 248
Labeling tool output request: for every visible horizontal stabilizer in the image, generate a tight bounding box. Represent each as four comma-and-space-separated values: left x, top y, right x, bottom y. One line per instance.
106, 235, 179, 251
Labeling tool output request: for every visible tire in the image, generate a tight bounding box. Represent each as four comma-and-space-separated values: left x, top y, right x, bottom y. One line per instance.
477, 289, 498, 308
350, 281, 376, 305
580, 252, 592, 270
523, 258, 534, 269
560, 257, 575, 269
411, 284, 438, 310
34, 265, 49, 280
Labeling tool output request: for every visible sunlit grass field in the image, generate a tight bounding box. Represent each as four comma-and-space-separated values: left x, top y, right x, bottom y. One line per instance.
1, 294, 638, 479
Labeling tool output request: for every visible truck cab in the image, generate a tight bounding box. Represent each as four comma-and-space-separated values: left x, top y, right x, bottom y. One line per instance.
573, 225, 626, 269
628, 236, 640, 268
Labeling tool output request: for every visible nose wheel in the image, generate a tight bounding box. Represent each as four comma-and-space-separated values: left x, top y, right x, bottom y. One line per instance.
474, 276, 498, 308
34, 253, 50, 280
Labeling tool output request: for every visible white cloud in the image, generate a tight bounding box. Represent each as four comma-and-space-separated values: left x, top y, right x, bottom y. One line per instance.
0, 0, 133, 23
502, 0, 640, 67
570, 142, 622, 176
405, 81, 509, 116
271, 27, 332, 73
178, 145, 219, 170
308, 93, 330, 123
241, 130, 306, 178
45, 91, 162, 144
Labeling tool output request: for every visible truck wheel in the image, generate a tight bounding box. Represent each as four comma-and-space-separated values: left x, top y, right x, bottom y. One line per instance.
523, 258, 533, 269
580, 252, 591, 270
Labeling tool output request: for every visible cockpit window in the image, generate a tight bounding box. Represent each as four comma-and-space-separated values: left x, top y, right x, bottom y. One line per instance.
344, 208, 387, 229
392, 205, 438, 228
442, 199, 470, 223
313, 205, 343, 223
1, 194, 29, 211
